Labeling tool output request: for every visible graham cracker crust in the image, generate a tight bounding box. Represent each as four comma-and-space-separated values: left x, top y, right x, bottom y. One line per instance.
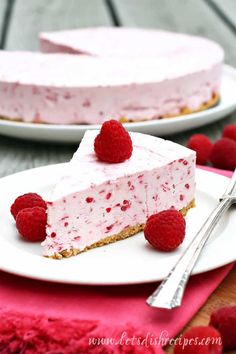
49, 199, 195, 260
119, 93, 219, 123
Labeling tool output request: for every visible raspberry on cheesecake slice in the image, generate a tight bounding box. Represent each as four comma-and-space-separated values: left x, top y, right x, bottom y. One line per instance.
43, 124, 196, 259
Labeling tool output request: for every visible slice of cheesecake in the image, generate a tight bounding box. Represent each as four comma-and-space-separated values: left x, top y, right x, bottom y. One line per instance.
42, 131, 196, 259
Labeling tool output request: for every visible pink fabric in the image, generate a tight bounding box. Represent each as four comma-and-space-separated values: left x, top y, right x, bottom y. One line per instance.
0, 166, 233, 353
197, 165, 232, 177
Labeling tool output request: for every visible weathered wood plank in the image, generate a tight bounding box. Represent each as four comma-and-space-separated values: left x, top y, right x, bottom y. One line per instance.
0, 0, 7, 45
112, 0, 236, 65
0, 136, 74, 178
211, 0, 236, 28
6, 0, 113, 50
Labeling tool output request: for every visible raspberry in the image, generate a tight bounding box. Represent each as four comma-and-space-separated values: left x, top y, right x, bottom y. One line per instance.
210, 305, 236, 350
144, 209, 186, 251
174, 326, 223, 354
94, 120, 133, 163
16, 207, 47, 242
187, 134, 213, 165
210, 138, 236, 170
11, 193, 47, 220
174, 326, 222, 354
222, 124, 236, 142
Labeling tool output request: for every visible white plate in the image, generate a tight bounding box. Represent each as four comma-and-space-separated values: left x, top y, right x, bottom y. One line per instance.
0, 65, 236, 143
0, 164, 235, 285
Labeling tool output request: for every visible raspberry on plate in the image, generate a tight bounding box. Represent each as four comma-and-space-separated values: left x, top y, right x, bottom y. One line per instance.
16, 206, 47, 242
222, 124, 236, 142
187, 134, 213, 165
94, 120, 133, 163
210, 305, 236, 350
144, 209, 186, 251
174, 326, 223, 354
11, 193, 47, 220
210, 138, 236, 170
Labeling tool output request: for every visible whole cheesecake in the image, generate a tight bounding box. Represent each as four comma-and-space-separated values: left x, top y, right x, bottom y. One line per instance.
0, 28, 223, 125
42, 130, 196, 259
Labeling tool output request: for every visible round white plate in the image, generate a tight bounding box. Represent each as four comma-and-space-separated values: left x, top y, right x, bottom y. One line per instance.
0, 65, 236, 143
0, 164, 235, 285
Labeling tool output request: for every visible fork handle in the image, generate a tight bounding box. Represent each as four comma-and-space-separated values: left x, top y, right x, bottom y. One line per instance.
146, 197, 232, 309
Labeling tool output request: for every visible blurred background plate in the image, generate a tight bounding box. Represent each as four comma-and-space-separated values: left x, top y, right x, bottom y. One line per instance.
0, 64, 235, 144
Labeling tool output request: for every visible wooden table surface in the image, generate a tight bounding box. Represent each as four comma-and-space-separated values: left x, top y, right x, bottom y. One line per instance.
0, 1, 235, 352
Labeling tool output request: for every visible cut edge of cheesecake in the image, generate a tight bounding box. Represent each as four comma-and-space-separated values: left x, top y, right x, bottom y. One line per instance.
119, 92, 219, 123
0, 92, 219, 125
47, 199, 195, 259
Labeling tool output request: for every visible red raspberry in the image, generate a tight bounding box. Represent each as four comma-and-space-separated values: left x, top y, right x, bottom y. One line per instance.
187, 134, 213, 165
11, 193, 47, 220
94, 120, 133, 163
210, 138, 236, 170
222, 124, 236, 142
210, 305, 236, 350
174, 326, 223, 354
144, 209, 186, 251
16, 207, 47, 242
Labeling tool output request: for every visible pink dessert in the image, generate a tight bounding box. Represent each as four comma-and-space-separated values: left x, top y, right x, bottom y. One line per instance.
0, 28, 223, 125
42, 131, 196, 259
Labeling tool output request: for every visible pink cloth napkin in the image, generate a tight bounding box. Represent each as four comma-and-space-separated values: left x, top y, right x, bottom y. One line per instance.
0, 167, 234, 353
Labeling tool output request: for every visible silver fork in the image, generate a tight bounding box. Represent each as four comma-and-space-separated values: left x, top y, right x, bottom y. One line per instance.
147, 168, 236, 309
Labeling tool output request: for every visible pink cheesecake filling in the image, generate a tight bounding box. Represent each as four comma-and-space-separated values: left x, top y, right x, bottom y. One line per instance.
0, 52, 222, 124
39, 27, 223, 60
42, 131, 196, 257
0, 28, 223, 125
